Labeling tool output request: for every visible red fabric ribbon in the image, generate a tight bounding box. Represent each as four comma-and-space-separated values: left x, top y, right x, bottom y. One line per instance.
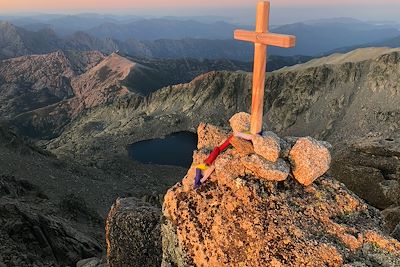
194, 135, 233, 188
204, 147, 221, 166
219, 135, 233, 151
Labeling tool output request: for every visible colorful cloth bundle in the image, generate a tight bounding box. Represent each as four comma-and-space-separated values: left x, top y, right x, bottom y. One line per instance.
194, 135, 233, 188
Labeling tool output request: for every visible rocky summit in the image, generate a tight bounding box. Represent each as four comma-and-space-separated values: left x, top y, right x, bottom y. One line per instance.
161, 116, 400, 266
105, 113, 400, 266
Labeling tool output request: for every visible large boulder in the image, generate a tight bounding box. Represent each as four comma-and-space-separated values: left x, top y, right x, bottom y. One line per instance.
163, 172, 400, 266
106, 197, 162, 267
161, 124, 400, 267
289, 137, 331, 186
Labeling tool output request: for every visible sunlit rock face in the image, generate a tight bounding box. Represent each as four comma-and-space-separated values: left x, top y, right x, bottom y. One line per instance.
161, 118, 400, 267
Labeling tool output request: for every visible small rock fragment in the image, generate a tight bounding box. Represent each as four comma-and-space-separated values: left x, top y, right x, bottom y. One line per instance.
229, 112, 250, 133
242, 154, 289, 181
230, 136, 254, 156
289, 137, 331, 186
252, 131, 281, 162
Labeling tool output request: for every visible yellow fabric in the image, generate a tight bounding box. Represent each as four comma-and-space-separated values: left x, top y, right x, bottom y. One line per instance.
196, 164, 209, 171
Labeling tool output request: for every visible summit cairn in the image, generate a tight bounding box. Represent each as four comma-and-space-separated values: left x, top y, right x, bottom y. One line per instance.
192, 112, 331, 188
106, 1, 400, 264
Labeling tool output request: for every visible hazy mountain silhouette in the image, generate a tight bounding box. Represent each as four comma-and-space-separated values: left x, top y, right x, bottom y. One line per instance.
2, 15, 398, 57
0, 22, 303, 61
323, 34, 400, 55
86, 19, 248, 40
268, 21, 399, 56
0, 21, 62, 59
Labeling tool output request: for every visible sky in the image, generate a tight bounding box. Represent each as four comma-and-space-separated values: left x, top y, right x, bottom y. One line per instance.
1, 0, 400, 24
1, 0, 400, 10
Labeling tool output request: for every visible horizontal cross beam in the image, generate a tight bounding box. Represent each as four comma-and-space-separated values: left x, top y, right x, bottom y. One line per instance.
234, 30, 296, 48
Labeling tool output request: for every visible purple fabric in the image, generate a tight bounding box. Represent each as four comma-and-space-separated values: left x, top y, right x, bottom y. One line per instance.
194, 168, 203, 189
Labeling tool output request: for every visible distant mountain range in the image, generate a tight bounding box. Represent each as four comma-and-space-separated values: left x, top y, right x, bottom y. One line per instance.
0, 21, 311, 62
324, 34, 400, 55
1, 15, 399, 59
86, 19, 247, 41
269, 21, 399, 56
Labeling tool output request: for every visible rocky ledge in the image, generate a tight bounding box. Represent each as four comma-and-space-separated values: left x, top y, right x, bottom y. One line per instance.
332, 137, 400, 241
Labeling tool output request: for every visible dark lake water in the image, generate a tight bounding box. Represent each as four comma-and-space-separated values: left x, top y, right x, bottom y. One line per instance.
128, 132, 198, 168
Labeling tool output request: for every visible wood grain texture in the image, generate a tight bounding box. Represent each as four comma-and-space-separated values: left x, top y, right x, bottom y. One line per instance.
234, 30, 296, 48
250, 43, 267, 135
250, 1, 269, 134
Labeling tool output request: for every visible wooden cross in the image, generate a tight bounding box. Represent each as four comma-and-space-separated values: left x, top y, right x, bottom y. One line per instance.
234, 1, 296, 134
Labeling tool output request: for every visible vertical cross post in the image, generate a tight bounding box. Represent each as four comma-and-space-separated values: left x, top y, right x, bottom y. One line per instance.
234, 1, 296, 135
250, 1, 269, 134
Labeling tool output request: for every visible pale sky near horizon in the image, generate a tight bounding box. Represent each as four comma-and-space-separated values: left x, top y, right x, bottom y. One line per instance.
1, 0, 400, 24
1, 0, 399, 11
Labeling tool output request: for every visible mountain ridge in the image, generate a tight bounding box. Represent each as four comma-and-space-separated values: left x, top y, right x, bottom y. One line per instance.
1, 19, 400, 61
44, 46, 400, 162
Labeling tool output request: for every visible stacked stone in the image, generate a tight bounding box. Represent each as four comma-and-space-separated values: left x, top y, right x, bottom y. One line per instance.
200, 112, 332, 187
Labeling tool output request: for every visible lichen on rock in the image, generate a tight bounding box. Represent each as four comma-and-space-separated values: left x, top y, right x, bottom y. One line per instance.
289, 137, 332, 186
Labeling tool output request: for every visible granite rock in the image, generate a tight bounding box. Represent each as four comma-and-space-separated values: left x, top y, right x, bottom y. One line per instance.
242, 154, 289, 181
289, 137, 331, 186
252, 131, 281, 163
230, 136, 254, 156
229, 112, 250, 133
